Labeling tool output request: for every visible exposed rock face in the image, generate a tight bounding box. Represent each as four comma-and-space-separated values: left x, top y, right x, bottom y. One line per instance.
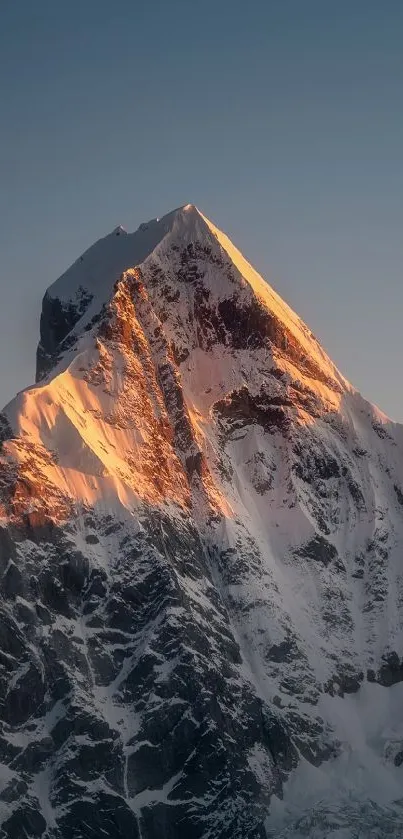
36, 287, 94, 381
1, 205, 403, 837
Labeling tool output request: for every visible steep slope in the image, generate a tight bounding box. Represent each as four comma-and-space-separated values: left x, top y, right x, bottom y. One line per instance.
1, 205, 403, 838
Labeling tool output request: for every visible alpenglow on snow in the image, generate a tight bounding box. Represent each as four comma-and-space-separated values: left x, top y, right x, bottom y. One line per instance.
1, 205, 403, 838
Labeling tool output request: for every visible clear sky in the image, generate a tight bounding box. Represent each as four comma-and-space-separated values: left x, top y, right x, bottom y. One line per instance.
1, 0, 402, 418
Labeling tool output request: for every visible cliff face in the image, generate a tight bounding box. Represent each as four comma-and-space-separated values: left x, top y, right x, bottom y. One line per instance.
1, 205, 403, 838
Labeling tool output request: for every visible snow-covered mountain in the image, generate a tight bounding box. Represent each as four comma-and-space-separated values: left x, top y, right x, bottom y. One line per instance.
1, 204, 403, 838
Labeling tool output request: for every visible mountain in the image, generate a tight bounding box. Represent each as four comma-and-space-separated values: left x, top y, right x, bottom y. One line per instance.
0, 204, 403, 838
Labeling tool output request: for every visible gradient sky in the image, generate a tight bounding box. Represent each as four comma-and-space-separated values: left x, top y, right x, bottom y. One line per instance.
1, 1, 402, 418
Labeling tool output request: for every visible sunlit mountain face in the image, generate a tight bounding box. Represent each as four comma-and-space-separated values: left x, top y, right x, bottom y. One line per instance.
1, 205, 403, 838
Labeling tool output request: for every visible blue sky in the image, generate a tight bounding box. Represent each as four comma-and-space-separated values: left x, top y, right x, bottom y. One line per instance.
1, 1, 403, 417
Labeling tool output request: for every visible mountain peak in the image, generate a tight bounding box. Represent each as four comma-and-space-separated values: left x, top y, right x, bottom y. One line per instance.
1, 205, 403, 837
35, 205, 347, 396
111, 224, 127, 236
